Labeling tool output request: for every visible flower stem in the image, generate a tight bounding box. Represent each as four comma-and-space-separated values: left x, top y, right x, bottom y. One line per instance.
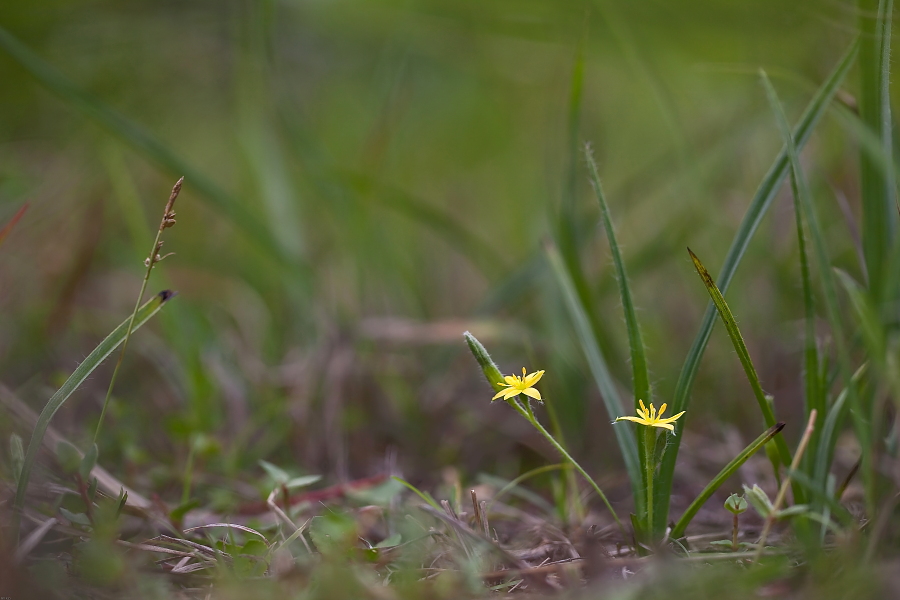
513, 398, 624, 533
643, 425, 655, 538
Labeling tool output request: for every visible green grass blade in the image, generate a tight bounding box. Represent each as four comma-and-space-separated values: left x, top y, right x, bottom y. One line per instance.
858, 0, 897, 295
544, 242, 642, 501
686, 249, 793, 467
13, 291, 176, 537
671, 422, 785, 539
585, 147, 651, 414
761, 71, 871, 509
653, 40, 858, 534
391, 476, 443, 512
0, 25, 294, 269
584, 145, 651, 516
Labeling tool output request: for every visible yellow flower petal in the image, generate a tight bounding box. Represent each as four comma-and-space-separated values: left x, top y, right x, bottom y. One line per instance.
653, 423, 675, 432
492, 389, 508, 400
502, 388, 521, 400
504, 375, 518, 385
657, 411, 686, 424
615, 416, 649, 425
522, 387, 542, 401
523, 370, 545, 387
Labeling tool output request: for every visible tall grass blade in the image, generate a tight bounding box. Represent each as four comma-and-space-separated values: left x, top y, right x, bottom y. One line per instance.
858, 0, 897, 295
671, 422, 785, 539
784, 107, 824, 475
0, 25, 294, 268
12, 291, 175, 537
584, 146, 651, 516
686, 248, 794, 468
761, 71, 869, 509
544, 242, 642, 501
653, 41, 858, 534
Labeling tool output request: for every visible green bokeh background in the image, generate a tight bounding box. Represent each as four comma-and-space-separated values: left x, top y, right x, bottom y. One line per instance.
0, 1, 867, 503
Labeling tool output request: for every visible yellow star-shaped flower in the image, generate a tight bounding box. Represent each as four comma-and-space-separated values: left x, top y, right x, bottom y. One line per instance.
615, 400, 685, 432
492, 367, 545, 402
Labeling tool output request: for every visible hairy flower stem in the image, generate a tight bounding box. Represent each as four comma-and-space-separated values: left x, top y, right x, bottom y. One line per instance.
93, 177, 182, 445
644, 425, 655, 537
513, 398, 625, 533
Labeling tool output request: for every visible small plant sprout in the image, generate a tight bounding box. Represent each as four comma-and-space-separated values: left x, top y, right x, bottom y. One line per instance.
491, 367, 545, 402
464, 332, 624, 533
725, 493, 748, 551
614, 401, 685, 538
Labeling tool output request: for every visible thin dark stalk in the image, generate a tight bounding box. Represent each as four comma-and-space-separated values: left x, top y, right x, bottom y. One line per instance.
93, 177, 182, 445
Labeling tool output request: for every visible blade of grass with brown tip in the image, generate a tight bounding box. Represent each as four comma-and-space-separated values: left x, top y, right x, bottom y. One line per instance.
653, 40, 858, 536
671, 422, 785, 539
686, 249, 795, 469
13, 291, 175, 539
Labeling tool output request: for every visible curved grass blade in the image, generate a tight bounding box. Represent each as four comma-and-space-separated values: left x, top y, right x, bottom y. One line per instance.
653, 40, 858, 535
671, 422, 785, 539
484, 463, 571, 514
544, 242, 642, 502
584, 145, 651, 517
13, 291, 176, 537
687, 248, 793, 464
0, 26, 293, 269
761, 72, 867, 506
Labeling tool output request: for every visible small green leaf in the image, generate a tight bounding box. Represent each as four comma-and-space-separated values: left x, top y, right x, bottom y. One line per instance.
170, 498, 201, 523
777, 504, 810, 519
375, 533, 402, 548
742, 484, 774, 518
286, 475, 322, 490
724, 494, 748, 515
56, 441, 82, 475
309, 512, 358, 557
259, 460, 290, 484
60, 507, 92, 527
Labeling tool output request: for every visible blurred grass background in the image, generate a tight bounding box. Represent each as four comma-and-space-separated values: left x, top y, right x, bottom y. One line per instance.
0, 0, 867, 509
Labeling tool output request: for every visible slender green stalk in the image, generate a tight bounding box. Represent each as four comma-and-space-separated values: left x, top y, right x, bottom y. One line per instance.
643, 426, 655, 536
93, 177, 182, 445
511, 398, 624, 533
